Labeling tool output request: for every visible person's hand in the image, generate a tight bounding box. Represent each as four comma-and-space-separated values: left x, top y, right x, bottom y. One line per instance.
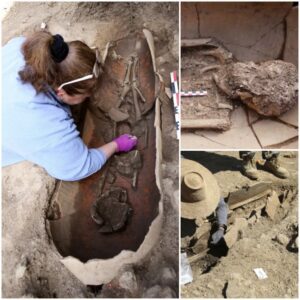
211, 228, 225, 245
113, 134, 137, 152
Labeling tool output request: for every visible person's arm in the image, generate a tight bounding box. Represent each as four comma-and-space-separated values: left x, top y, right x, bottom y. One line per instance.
24, 106, 137, 181
216, 197, 228, 229
27, 134, 137, 181
98, 134, 137, 160
98, 141, 118, 159
211, 197, 228, 245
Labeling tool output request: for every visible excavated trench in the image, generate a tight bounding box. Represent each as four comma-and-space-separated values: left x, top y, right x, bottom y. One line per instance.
46, 30, 163, 283
182, 179, 298, 274
181, 151, 298, 298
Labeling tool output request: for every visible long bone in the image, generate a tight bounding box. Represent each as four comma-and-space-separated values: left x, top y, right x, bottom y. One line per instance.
131, 56, 142, 121
132, 58, 146, 103
117, 59, 133, 108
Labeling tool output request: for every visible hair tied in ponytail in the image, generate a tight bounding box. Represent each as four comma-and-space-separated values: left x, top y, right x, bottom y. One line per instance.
50, 34, 69, 63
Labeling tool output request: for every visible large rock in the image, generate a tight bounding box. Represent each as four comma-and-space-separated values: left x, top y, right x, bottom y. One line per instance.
284, 7, 298, 67
228, 60, 297, 116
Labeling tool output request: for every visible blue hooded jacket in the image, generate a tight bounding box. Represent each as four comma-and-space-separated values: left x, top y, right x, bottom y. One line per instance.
2, 37, 106, 181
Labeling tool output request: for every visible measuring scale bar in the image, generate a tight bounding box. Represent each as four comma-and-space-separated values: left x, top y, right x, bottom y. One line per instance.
181, 90, 208, 97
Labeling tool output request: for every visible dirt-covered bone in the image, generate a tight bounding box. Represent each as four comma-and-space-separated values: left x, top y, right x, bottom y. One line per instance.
90, 187, 132, 232
119, 58, 133, 107
181, 41, 233, 130
112, 150, 142, 182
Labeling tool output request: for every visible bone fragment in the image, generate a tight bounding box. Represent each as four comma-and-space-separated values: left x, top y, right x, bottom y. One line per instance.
118, 59, 133, 107
131, 57, 142, 121
132, 170, 138, 189
108, 107, 129, 122
199, 65, 221, 75
143, 29, 156, 72
182, 118, 231, 130
181, 38, 213, 47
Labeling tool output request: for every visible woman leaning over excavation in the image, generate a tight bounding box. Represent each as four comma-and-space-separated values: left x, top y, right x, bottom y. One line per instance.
2, 31, 137, 180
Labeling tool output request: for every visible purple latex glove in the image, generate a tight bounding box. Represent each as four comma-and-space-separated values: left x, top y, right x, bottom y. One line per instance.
113, 134, 138, 152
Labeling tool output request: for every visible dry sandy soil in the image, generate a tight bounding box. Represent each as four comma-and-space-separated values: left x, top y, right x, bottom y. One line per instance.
2, 2, 179, 298
181, 151, 298, 298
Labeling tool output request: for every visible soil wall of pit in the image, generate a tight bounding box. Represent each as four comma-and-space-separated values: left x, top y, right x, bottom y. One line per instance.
181, 2, 298, 65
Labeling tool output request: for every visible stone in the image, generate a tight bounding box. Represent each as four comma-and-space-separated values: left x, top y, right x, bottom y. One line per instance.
275, 233, 290, 246
234, 217, 248, 230
15, 265, 27, 280
159, 287, 177, 298
224, 226, 239, 249
283, 7, 298, 67
248, 214, 258, 225
265, 191, 280, 220
195, 2, 292, 62
118, 270, 138, 293
294, 237, 298, 249
252, 119, 298, 148
224, 218, 247, 248
142, 285, 177, 298
229, 61, 297, 117
160, 267, 177, 286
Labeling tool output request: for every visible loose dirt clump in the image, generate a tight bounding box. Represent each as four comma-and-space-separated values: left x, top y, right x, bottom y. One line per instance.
181, 151, 298, 298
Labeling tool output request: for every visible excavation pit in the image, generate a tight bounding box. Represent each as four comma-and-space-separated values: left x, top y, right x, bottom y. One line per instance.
47, 30, 163, 285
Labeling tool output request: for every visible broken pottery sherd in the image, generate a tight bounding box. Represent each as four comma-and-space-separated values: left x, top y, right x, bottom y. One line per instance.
265, 191, 280, 221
